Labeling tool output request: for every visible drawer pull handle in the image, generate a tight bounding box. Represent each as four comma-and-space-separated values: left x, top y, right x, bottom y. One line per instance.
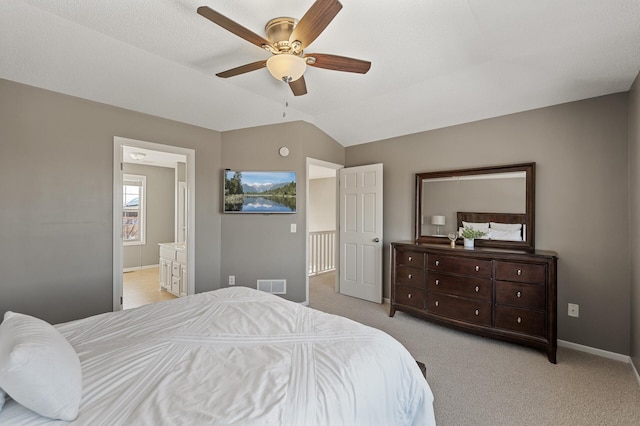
475, 266, 480, 272
516, 291, 522, 298
408, 256, 413, 262
517, 317, 522, 324
435, 279, 439, 286
408, 274, 413, 279
435, 301, 439, 307
475, 286, 479, 292
517, 269, 522, 276
474, 309, 479, 316
435, 260, 439, 266
408, 293, 412, 299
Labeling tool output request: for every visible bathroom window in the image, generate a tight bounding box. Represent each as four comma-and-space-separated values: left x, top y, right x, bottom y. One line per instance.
123, 174, 146, 245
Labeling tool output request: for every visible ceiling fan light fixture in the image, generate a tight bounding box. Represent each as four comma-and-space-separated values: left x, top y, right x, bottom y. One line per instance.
266, 54, 307, 82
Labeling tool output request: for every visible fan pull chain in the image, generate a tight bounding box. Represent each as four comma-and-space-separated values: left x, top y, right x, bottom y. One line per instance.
282, 77, 290, 118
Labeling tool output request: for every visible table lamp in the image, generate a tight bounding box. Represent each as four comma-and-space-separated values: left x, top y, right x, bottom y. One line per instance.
431, 215, 445, 235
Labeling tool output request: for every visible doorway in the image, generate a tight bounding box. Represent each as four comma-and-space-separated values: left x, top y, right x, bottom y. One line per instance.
112, 137, 195, 311
305, 158, 341, 304
305, 160, 384, 305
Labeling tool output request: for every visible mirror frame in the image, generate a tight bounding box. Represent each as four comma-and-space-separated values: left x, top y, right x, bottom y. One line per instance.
415, 162, 536, 252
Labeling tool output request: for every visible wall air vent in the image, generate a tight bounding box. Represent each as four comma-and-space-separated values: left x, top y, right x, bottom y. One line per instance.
257, 279, 286, 294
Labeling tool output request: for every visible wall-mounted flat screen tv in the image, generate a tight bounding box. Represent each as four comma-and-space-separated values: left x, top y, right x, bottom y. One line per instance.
224, 170, 297, 213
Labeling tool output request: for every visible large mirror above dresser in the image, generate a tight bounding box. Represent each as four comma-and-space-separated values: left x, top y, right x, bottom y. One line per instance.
416, 162, 535, 251
391, 162, 558, 363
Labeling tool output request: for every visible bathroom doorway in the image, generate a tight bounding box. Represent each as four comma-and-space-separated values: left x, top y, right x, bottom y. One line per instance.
113, 137, 195, 311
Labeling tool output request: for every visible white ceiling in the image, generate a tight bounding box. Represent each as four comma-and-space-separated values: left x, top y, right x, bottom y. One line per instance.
2, 0, 639, 147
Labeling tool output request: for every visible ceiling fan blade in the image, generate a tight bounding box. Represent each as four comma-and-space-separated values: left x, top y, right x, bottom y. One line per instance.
306, 53, 371, 74
289, 76, 308, 96
216, 60, 267, 78
289, 0, 342, 49
197, 6, 272, 49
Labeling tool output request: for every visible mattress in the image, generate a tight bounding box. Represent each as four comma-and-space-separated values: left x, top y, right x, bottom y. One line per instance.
0, 287, 435, 425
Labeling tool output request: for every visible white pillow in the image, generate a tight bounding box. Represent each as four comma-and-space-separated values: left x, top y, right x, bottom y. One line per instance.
490, 222, 522, 231
487, 228, 523, 241
0, 312, 82, 421
462, 221, 489, 231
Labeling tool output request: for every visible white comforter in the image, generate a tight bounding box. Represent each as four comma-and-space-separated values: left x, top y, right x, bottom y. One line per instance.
0, 287, 435, 425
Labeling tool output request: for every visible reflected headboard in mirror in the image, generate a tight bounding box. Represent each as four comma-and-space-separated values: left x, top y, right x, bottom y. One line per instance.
415, 163, 535, 251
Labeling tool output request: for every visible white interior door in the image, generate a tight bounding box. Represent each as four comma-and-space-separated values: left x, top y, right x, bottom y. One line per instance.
339, 163, 383, 303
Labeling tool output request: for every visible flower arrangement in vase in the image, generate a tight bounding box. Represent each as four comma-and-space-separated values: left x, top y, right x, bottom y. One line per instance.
460, 227, 486, 249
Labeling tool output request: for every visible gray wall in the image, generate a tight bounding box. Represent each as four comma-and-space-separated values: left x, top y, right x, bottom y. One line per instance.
309, 177, 337, 233
1, 76, 638, 359
630, 71, 640, 369
122, 163, 175, 269
0, 79, 222, 324
346, 93, 630, 355
220, 121, 344, 303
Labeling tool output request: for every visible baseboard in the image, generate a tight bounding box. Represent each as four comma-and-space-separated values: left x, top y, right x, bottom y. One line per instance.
632, 358, 640, 387
123, 264, 159, 273
558, 339, 630, 363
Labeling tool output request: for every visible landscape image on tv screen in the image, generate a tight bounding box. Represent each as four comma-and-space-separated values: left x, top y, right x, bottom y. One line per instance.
224, 170, 297, 213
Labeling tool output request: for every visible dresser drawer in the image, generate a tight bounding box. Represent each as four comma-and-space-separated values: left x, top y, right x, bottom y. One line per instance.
495, 306, 545, 338
172, 262, 182, 278
396, 265, 425, 288
427, 255, 492, 278
396, 250, 425, 269
427, 293, 491, 326
171, 276, 181, 295
428, 272, 491, 301
495, 261, 545, 284
394, 285, 425, 310
496, 281, 545, 310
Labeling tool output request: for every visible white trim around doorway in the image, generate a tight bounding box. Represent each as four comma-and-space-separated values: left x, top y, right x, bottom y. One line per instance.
113, 137, 196, 311
305, 157, 343, 305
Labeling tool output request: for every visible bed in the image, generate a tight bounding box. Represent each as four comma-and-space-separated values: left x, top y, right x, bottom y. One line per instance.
0, 287, 435, 425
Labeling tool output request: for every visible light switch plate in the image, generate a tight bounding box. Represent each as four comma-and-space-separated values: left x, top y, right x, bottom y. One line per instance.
290, 224, 296, 233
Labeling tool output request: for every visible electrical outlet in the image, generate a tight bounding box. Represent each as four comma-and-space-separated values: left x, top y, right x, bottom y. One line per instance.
568, 303, 579, 318
229, 275, 235, 285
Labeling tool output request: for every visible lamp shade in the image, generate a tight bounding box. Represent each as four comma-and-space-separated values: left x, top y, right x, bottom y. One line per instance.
431, 215, 445, 226
266, 54, 307, 82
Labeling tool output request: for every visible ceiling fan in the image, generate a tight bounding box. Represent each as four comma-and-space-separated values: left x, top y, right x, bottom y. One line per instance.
197, 0, 371, 96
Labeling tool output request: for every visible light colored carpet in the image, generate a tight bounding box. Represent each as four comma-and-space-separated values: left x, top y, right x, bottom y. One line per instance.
308, 272, 640, 426
123, 267, 176, 310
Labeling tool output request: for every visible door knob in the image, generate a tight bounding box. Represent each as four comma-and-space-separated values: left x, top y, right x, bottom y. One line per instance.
374, 238, 380, 242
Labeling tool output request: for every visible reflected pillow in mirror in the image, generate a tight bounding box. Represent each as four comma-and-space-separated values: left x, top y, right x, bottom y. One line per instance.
487, 229, 522, 241
462, 221, 489, 231
489, 222, 522, 231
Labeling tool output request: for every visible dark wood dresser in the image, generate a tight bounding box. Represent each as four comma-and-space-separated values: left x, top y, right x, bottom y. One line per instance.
390, 242, 558, 363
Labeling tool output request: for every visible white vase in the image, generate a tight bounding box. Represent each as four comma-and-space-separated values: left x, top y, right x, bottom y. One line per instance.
464, 238, 474, 249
